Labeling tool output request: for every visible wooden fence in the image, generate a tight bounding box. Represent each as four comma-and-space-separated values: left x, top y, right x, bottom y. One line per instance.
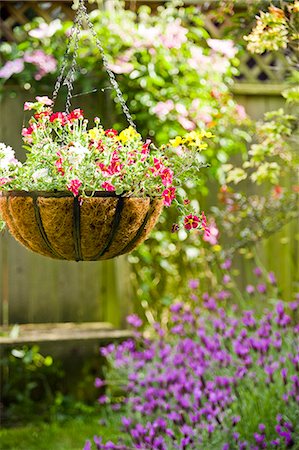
0, 1, 296, 327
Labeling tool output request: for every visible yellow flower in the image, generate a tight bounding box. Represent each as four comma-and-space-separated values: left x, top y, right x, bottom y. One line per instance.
212, 244, 222, 252
182, 130, 214, 149
169, 136, 183, 147
89, 127, 104, 140
118, 126, 141, 144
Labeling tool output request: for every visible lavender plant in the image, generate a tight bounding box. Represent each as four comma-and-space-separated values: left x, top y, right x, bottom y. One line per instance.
85, 265, 299, 450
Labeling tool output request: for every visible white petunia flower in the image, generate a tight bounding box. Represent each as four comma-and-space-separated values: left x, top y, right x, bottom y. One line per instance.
32, 168, 52, 183
0, 143, 21, 170
68, 142, 89, 166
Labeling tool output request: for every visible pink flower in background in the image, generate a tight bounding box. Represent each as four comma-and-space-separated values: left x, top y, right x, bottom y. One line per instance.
28, 19, 62, 39
108, 50, 134, 74
108, 61, 134, 74
203, 220, 219, 245
207, 39, 237, 59
0, 59, 24, 79
190, 100, 213, 125
35, 96, 53, 106
178, 116, 196, 131
188, 46, 211, 70
235, 104, 247, 120
210, 55, 230, 74
24, 50, 57, 80
175, 103, 188, 117
152, 100, 174, 118
160, 19, 188, 49
67, 178, 82, 196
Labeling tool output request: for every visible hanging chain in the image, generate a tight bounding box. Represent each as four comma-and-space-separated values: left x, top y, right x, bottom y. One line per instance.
52, 8, 82, 105
52, 0, 136, 128
79, 0, 136, 128
64, 9, 84, 113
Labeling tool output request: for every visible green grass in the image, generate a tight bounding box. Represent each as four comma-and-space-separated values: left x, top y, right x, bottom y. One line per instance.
0, 415, 125, 450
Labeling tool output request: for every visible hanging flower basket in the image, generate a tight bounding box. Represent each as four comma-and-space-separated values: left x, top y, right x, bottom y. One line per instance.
0, 0, 212, 261
0, 191, 163, 261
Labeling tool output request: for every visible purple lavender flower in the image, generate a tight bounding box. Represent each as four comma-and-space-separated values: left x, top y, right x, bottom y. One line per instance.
232, 415, 241, 426
100, 343, 115, 356
221, 259, 232, 270
257, 283, 267, 294
217, 290, 231, 300
223, 274, 231, 284
268, 271, 277, 285
258, 423, 266, 432
94, 377, 105, 388
126, 314, 143, 328
98, 395, 108, 404
246, 284, 255, 295
289, 301, 299, 311
253, 267, 263, 277
83, 441, 92, 450
189, 279, 199, 289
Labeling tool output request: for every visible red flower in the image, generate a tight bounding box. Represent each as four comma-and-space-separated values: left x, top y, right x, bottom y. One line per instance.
55, 151, 65, 176
22, 125, 35, 136
141, 140, 151, 161
184, 214, 200, 230
160, 167, 173, 187
201, 211, 210, 236
162, 186, 176, 206
149, 158, 165, 176
100, 151, 123, 176
67, 178, 82, 196
67, 109, 84, 122
102, 181, 115, 192
97, 140, 105, 152
104, 128, 118, 138
273, 185, 283, 199
34, 110, 51, 120
0, 177, 10, 186
50, 112, 67, 125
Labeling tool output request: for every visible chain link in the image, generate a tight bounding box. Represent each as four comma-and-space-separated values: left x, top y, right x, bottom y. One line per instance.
52, 8, 82, 105
64, 8, 84, 113
52, 0, 136, 128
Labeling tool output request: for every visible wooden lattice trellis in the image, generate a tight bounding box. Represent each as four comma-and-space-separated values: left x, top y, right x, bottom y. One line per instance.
0, 0, 288, 91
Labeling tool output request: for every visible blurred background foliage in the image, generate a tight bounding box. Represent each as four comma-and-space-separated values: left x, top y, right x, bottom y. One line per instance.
0, 0, 298, 323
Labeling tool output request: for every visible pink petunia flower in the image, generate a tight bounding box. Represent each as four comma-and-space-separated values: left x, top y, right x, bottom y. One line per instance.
203, 220, 219, 245
162, 186, 176, 206
184, 214, 200, 230
102, 181, 115, 192
67, 178, 82, 196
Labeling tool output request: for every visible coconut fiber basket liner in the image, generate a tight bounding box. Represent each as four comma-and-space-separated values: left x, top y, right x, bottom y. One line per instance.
0, 191, 163, 261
